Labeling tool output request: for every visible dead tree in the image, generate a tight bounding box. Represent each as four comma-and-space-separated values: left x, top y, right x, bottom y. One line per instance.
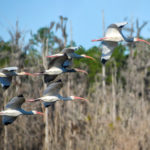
101, 10, 106, 96
55, 16, 68, 48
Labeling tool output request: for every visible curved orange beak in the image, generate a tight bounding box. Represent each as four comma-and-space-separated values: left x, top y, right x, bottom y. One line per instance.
135, 38, 150, 46
82, 55, 96, 62
74, 96, 88, 102
24, 72, 36, 77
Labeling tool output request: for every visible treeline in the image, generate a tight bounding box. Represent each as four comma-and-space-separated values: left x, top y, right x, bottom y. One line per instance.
1, 16, 150, 150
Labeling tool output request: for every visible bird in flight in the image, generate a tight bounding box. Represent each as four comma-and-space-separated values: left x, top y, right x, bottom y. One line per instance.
27, 79, 88, 107
92, 22, 150, 64
34, 47, 95, 83
0, 67, 35, 89
0, 95, 43, 125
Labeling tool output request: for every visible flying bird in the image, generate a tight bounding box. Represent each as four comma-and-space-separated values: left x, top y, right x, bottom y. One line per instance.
47, 47, 96, 60
0, 67, 35, 89
46, 47, 96, 67
34, 47, 93, 83
0, 95, 43, 125
27, 79, 88, 107
92, 22, 150, 64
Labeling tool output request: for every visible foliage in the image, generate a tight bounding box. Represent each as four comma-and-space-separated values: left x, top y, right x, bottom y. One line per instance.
1, 18, 150, 150
0, 41, 11, 67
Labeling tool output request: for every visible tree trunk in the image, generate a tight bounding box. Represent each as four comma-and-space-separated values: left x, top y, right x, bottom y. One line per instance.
42, 39, 50, 150
112, 64, 116, 123
4, 91, 8, 150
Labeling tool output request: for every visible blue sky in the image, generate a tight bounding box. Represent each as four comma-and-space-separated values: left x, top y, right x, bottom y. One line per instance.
0, 0, 150, 49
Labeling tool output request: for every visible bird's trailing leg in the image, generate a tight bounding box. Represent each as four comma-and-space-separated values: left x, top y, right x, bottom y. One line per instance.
36, 112, 44, 115
46, 53, 64, 58
18, 72, 36, 77
91, 37, 111, 42
33, 72, 45, 76
61, 96, 88, 102
26, 98, 41, 102
74, 68, 88, 75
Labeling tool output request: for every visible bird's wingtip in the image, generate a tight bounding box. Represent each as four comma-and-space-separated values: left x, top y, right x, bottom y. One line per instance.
18, 94, 24, 97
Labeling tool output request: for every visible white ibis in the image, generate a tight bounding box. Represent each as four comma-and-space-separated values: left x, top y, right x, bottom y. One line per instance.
92, 22, 150, 64
27, 79, 88, 107
46, 47, 96, 67
0, 95, 43, 125
0, 67, 35, 89
47, 47, 96, 60
34, 47, 93, 83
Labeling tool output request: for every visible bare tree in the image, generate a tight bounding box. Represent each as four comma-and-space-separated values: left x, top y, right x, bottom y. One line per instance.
55, 16, 68, 48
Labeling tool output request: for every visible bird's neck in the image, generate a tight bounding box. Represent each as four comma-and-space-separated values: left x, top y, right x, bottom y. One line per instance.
120, 31, 134, 42
63, 68, 75, 73
124, 36, 134, 42
59, 95, 72, 101
20, 109, 34, 115
69, 53, 82, 58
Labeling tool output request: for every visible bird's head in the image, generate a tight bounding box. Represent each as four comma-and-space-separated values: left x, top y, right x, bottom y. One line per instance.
80, 54, 96, 62
32, 110, 44, 115
70, 96, 88, 101
115, 22, 128, 28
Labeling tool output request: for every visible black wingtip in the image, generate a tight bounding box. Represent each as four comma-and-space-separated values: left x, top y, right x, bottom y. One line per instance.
3, 121, 12, 125
43, 102, 55, 108
44, 75, 57, 83
18, 94, 24, 97
101, 59, 107, 64
56, 79, 62, 83
3, 85, 10, 90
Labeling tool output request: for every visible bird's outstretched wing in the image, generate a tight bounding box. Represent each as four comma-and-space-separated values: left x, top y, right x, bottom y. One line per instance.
48, 55, 68, 68
61, 47, 78, 54
44, 74, 57, 83
101, 41, 118, 61
6, 95, 25, 109
47, 47, 79, 68
62, 59, 72, 68
0, 77, 12, 89
43, 80, 63, 96
1, 67, 18, 73
43, 101, 56, 108
105, 22, 127, 42
2, 116, 17, 125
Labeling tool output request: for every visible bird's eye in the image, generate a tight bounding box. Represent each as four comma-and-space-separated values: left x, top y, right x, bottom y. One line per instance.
119, 25, 123, 28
